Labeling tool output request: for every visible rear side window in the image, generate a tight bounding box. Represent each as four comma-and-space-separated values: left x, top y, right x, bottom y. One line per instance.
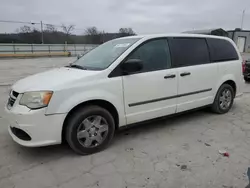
169, 38, 210, 67
207, 38, 239, 62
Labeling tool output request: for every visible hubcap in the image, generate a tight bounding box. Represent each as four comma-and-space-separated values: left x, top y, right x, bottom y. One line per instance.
77, 115, 109, 148
219, 88, 232, 110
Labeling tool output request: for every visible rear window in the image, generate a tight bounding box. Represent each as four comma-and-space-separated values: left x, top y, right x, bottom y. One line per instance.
169, 37, 210, 67
206, 38, 239, 62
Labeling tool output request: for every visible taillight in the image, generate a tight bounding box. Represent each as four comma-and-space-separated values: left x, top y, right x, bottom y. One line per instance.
242, 60, 246, 73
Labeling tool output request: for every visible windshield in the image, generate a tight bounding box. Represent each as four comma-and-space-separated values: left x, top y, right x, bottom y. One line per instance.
73, 37, 141, 70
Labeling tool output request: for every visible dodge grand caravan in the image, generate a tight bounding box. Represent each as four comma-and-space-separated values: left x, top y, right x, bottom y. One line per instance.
5, 34, 243, 154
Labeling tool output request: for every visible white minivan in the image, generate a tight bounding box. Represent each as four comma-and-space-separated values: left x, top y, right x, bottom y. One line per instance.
5, 34, 243, 154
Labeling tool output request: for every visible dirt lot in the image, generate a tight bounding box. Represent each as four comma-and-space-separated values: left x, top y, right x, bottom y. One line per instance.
0, 57, 250, 188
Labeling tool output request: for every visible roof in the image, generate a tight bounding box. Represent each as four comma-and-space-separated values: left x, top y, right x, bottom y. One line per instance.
183, 28, 228, 36
119, 33, 229, 40
114, 33, 235, 47
183, 28, 222, 34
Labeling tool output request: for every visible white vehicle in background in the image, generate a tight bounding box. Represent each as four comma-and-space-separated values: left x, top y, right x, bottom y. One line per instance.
5, 34, 243, 154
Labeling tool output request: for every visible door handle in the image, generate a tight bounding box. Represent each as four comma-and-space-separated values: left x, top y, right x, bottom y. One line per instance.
180, 72, 191, 77
164, 74, 176, 79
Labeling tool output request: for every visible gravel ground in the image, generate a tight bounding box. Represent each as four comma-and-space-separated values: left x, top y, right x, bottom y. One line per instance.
0, 57, 250, 188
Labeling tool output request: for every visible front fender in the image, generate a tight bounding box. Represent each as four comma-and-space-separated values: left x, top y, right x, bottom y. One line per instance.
46, 90, 126, 126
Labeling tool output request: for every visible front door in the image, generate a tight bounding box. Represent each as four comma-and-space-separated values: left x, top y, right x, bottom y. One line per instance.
168, 37, 218, 113
122, 39, 178, 124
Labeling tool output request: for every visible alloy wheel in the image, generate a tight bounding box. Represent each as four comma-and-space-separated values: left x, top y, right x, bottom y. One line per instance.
77, 115, 109, 148
219, 88, 232, 110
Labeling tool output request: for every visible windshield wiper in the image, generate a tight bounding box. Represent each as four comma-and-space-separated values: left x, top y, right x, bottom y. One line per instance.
65, 64, 87, 70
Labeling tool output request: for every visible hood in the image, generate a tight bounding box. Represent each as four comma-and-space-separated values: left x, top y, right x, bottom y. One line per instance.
12, 67, 100, 93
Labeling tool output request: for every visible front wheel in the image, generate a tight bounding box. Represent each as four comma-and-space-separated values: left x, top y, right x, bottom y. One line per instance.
66, 105, 115, 155
211, 84, 234, 114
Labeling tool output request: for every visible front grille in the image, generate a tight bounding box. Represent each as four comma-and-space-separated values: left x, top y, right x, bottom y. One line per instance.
7, 90, 19, 109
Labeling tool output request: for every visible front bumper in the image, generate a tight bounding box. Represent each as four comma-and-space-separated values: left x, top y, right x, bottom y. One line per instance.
4, 106, 66, 147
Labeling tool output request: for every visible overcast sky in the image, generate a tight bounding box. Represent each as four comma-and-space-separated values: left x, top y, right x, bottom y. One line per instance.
0, 0, 250, 34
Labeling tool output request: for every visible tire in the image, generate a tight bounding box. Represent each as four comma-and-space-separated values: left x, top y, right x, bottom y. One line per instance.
244, 76, 250, 82
66, 105, 115, 155
211, 84, 234, 114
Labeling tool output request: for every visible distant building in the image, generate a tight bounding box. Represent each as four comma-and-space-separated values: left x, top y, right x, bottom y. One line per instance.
183, 28, 228, 37
227, 28, 250, 53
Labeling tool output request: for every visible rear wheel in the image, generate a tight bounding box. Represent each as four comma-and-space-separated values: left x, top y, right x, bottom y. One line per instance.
66, 105, 115, 155
211, 84, 234, 114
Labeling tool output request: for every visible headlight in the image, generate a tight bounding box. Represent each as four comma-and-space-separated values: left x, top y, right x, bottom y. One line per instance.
19, 91, 53, 109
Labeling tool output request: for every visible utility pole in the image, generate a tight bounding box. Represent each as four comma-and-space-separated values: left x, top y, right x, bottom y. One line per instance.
40, 21, 44, 44
241, 9, 245, 29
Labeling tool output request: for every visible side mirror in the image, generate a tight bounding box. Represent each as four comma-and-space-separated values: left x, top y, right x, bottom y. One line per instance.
121, 59, 143, 74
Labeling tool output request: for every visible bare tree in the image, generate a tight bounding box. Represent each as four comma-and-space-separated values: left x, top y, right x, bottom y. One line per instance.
20, 25, 32, 33
85, 27, 99, 35
62, 24, 75, 35
45, 24, 57, 32
119, 28, 136, 37
6, 24, 136, 44
84, 27, 103, 44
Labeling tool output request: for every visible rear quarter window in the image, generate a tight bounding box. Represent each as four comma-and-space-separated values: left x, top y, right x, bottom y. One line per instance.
168, 37, 210, 68
206, 38, 239, 62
